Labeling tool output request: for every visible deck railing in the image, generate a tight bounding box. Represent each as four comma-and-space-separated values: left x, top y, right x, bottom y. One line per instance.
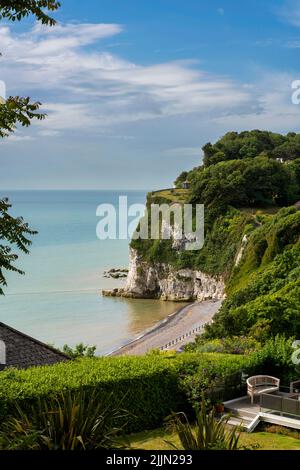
261, 393, 300, 418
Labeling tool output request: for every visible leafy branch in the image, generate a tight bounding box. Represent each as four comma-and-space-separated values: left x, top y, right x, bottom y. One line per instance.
0, 96, 45, 137
0, 198, 38, 295
0, 0, 60, 26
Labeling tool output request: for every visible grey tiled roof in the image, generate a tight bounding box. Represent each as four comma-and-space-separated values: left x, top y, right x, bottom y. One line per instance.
0, 322, 70, 369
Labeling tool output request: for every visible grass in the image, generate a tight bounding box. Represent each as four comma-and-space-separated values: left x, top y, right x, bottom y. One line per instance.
127, 427, 300, 451
240, 207, 281, 215
151, 189, 190, 203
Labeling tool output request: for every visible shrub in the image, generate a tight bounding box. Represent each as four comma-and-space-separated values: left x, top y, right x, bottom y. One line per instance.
249, 336, 298, 383
181, 355, 248, 405
0, 353, 248, 433
0, 347, 296, 434
206, 210, 300, 339
61, 343, 97, 358
167, 395, 241, 450
184, 336, 261, 355
0, 388, 125, 450
182, 337, 300, 405
265, 425, 300, 440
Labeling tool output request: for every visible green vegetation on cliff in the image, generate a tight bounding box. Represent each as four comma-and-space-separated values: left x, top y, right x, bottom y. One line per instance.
205, 207, 300, 340
132, 130, 300, 342
132, 207, 249, 277
189, 157, 299, 212
202, 130, 300, 166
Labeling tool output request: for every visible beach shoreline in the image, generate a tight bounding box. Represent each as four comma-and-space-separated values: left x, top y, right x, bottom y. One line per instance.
107, 299, 222, 356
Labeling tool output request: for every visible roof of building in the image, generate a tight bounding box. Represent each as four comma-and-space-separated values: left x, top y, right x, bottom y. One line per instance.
0, 322, 70, 369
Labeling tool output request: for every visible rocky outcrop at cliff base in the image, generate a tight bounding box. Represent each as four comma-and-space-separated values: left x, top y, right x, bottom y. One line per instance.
103, 248, 225, 301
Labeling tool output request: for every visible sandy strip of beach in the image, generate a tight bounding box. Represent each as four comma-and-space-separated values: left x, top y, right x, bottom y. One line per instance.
109, 300, 222, 356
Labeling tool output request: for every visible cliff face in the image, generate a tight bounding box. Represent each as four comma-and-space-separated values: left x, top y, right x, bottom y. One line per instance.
102, 192, 249, 302
120, 248, 225, 301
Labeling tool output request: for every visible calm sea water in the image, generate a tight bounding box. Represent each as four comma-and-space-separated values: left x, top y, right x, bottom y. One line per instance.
0, 191, 184, 354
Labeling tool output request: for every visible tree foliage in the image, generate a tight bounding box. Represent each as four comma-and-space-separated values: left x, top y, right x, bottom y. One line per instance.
202, 130, 300, 167
0, 96, 45, 137
62, 343, 97, 359
189, 157, 299, 212
205, 208, 300, 340
165, 131, 300, 344
0, 0, 60, 25
0, 0, 60, 137
0, 198, 37, 295
0, 1, 60, 292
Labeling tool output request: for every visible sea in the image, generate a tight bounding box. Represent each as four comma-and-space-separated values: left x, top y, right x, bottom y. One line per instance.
0, 190, 184, 355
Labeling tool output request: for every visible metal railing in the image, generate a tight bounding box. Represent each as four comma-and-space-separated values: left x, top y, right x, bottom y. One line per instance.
261, 393, 300, 418
160, 321, 212, 351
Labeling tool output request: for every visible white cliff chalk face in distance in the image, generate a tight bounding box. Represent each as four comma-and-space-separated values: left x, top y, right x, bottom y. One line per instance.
125, 248, 226, 301
103, 248, 225, 301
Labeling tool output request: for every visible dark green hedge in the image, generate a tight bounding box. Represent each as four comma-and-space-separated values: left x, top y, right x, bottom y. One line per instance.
0, 349, 296, 432
0, 353, 247, 432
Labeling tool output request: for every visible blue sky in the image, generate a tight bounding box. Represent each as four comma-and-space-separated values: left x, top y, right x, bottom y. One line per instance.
1, 0, 300, 189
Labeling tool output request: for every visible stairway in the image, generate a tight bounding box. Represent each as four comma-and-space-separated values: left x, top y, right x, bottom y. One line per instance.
226, 408, 260, 432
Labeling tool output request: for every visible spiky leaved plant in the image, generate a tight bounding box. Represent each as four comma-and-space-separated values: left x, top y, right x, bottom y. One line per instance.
0, 388, 127, 450
167, 394, 241, 450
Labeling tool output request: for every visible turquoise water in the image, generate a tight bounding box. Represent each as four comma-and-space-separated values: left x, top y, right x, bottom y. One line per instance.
0, 191, 183, 354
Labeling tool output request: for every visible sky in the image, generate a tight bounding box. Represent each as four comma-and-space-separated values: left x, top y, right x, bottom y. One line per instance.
1, 0, 300, 190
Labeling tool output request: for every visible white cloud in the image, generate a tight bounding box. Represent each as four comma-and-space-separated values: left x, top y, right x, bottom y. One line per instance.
1, 21, 297, 141
38, 102, 97, 131
38, 129, 61, 137
277, 0, 300, 27
2, 133, 35, 143
163, 147, 201, 157
0, 22, 258, 137
213, 71, 300, 133
285, 40, 300, 48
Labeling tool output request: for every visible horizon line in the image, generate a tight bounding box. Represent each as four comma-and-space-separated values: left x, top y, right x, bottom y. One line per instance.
0, 188, 154, 192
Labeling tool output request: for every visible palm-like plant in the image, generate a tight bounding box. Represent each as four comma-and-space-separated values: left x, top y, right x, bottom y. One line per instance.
0, 388, 127, 450
167, 395, 241, 450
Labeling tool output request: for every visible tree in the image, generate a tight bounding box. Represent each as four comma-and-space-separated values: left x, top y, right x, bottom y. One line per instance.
0, 0, 60, 26
0, 1, 61, 293
174, 171, 188, 188
0, 199, 37, 295
0, 1, 61, 137
62, 343, 97, 359
202, 130, 290, 167
0, 96, 45, 137
189, 157, 298, 212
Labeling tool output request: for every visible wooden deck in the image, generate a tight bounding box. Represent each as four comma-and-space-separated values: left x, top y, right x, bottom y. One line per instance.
225, 396, 260, 415
224, 396, 300, 432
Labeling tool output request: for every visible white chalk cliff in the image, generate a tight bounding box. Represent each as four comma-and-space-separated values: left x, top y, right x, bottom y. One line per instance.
103, 247, 225, 301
